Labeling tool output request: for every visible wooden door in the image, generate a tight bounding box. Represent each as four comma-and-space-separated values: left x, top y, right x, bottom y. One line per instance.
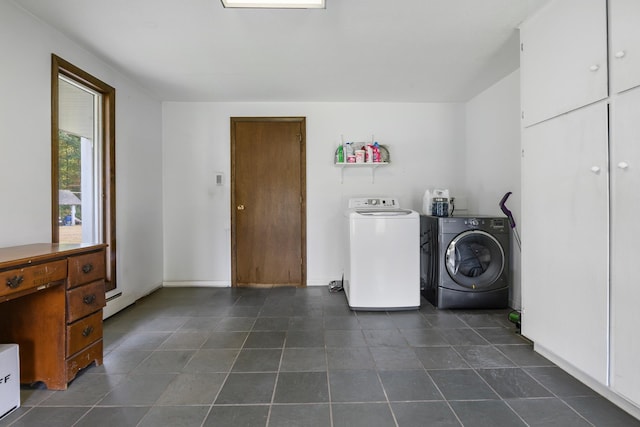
231, 117, 306, 287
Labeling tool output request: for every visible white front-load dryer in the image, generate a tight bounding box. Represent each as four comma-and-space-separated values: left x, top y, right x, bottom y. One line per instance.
344, 197, 420, 311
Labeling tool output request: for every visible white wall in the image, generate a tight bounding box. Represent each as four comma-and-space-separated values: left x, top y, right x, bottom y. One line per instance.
0, 1, 164, 317
0, 0, 522, 314
465, 70, 522, 309
162, 102, 466, 287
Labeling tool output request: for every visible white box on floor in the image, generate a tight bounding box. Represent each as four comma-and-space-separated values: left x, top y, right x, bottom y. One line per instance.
0, 344, 20, 420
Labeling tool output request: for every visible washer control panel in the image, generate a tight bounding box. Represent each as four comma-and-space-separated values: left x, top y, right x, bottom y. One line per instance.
348, 197, 399, 209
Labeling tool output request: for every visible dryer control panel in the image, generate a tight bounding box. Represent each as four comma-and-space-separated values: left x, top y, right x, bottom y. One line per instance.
463, 217, 495, 227
462, 217, 506, 230
489, 218, 506, 230
437, 216, 509, 234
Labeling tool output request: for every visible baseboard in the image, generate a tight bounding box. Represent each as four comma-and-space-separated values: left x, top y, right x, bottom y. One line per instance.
104, 282, 163, 319
534, 343, 640, 420
163, 280, 331, 288
307, 279, 338, 287
163, 281, 230, 288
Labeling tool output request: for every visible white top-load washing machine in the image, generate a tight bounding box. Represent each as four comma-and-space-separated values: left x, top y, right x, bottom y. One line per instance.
344, 197, 420, 310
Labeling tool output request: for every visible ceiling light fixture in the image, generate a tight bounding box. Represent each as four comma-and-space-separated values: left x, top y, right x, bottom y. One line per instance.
221, 0, 325, 8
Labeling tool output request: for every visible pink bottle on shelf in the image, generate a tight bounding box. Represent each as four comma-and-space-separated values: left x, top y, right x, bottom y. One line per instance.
372, 142, 381, 163
365, 144, 373, 163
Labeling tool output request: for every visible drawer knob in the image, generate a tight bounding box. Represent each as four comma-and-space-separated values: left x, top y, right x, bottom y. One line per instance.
6, 275, 24, 289
83, 294, 96, 305
82, 326, 94, 337
82, 263, 94, 274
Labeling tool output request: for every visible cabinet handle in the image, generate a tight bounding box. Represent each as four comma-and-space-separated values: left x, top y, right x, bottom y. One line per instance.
83, 294, 96, 305
589, 64, 600, 72
617, 161, 629, 170
615, 50, 626, 59
82, 326, 94, 337
237, 205, 245, 210
590, 166, 601, 174
82, 263, 93, 274
6, 275, 24, 289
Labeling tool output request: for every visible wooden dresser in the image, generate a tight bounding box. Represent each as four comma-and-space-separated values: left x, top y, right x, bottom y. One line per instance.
0, 243, 107, 390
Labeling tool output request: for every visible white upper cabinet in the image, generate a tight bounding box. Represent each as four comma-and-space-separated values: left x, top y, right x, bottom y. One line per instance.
520, 0, 608, 127
609, 0, 640, 94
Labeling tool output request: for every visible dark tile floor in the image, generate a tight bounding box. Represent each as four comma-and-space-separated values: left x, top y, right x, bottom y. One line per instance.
2, 286, 639, 427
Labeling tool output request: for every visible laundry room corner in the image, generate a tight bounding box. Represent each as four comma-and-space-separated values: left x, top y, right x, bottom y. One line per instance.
464, 70, 523, 310
162, 101, 467, 289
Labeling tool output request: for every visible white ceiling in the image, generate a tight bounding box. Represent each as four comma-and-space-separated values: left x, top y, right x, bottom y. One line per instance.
14, 0, 550, 102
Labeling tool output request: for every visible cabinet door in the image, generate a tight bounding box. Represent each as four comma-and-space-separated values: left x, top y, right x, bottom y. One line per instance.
521, 103, 608, 384
610, 87, 640, 404
520, 0, 608, 127
609, 0, 640, 94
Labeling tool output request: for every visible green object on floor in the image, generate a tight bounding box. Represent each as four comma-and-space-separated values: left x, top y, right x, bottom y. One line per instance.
509, 310, 521, 328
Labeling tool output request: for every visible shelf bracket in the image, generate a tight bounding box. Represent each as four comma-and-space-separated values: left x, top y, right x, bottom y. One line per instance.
335, 162, 388, 184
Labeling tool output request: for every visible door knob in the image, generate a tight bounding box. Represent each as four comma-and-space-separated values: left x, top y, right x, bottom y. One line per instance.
237, 205, 245, 210
617, 162, 629, 170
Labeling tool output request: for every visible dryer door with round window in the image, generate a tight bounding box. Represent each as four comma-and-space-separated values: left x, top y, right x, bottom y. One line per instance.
445, 230, 505, 290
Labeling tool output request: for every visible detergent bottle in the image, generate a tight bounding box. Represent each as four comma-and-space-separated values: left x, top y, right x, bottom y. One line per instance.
336, 145, 344, 163
372, 142, 381, 163
422, 190, 432, 215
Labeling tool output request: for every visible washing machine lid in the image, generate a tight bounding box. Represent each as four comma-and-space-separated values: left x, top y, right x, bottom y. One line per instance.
345, 207, 418, 218
354, 208, 414, 216
345, 197, 418, 218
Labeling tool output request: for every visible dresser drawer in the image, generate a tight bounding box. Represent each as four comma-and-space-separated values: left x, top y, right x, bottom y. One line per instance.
66, 310, 103, 356
0, 259, 67, 299
66, 339, 103, 383
67, 250, 105, 289
66, 280, 105, 323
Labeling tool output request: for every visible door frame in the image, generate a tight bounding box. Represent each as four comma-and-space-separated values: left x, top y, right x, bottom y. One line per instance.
230, 117, 307, 287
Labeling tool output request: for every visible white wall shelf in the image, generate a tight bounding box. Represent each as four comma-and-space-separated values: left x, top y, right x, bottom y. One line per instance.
334, 162, 389, 183
334, 135, 390, 183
